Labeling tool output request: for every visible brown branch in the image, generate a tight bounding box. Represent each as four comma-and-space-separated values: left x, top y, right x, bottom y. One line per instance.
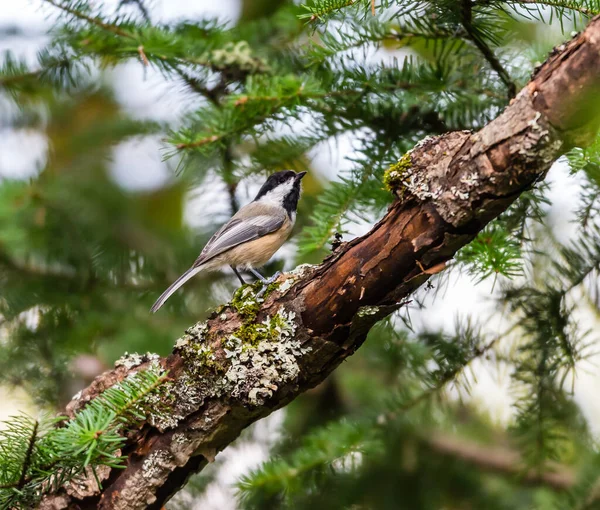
0, 250, 159, 293
39, 16, 600, 510
424, 431, 577, 491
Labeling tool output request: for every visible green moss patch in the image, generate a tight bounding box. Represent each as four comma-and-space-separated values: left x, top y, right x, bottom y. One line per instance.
383, 153, 412, 193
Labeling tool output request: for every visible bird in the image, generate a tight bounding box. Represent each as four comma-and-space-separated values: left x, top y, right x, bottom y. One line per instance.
150, 170, 307, 313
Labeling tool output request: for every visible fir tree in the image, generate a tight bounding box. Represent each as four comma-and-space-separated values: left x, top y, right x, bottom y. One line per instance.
0, 1, 600, 509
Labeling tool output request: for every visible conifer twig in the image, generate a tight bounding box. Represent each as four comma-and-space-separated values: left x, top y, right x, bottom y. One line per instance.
517, 0, 598, 17
43, 0, 136, 39
173, 66, 221, 106
461, 0, 517, 98
0, 58, 75, 88
42, 0, 261, 76
17, 420, 38, 490
118, 0, 151, 22
0, 69, 45, 87
399, 323, 520, 412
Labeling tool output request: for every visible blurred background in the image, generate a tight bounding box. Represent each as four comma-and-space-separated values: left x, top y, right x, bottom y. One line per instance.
1, 0, 600, 508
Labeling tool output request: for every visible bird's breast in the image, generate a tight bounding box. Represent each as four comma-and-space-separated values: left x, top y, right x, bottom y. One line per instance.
224, 216, 294, 268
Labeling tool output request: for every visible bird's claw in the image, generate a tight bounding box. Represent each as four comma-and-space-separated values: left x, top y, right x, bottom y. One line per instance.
256, 271, 282, 298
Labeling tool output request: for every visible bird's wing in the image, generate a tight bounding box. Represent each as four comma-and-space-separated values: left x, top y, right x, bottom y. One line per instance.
193, 204, 286, 267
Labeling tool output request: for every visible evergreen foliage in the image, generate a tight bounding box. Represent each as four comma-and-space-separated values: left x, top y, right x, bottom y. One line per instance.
0, 366, 166, 508
0, 0, 600, 508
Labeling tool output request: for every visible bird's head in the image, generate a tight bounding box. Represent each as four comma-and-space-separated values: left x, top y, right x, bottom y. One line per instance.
253, 170, 307, 216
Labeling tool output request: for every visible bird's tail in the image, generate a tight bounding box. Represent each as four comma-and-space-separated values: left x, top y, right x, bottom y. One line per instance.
150, 266, 203, 313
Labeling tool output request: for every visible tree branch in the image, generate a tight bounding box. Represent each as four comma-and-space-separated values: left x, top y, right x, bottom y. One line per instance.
424, 431, 577, 491
40, 16, 600, 510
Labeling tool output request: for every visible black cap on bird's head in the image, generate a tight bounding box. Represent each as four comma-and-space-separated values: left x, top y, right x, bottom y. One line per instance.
254, 170, 307, 215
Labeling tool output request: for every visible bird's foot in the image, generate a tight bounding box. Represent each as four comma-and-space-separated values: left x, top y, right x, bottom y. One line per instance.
257, 271, 282, 298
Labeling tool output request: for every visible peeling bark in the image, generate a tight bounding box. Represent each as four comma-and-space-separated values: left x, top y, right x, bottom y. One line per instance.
40, 16, 600, 510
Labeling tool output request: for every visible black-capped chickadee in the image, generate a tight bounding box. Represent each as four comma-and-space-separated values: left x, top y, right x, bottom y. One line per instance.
150, 170, 307, 313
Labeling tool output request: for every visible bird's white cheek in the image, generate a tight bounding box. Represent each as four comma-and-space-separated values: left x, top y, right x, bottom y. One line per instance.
259, 180, 294, 205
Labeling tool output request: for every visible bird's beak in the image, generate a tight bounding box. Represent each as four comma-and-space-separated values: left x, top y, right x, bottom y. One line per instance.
295, 171, 307, 181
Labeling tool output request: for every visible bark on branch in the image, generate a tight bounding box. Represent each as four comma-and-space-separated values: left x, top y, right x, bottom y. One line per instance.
41, 16, 600, 510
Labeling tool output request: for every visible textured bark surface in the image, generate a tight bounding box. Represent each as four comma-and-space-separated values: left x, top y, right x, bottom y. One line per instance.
40, 16, 600, 510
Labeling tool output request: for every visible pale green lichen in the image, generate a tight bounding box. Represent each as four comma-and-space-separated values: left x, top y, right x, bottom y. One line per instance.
146, 370, 208, 431
210, 41, 269, 73
142, 450, 172, 480
115, 351, 160, 370
171, 432, 189, 445
147, 278, 311, 430
288, 263, 316, 277
223, 307, 310, 406
279, 264, 316, 294
278, 278, 296, 294
356, 306, 380, 317
174, 322, 209, 350
146, 321, 216, 430
187, 343, 221, 373
220, 282, 311, 404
